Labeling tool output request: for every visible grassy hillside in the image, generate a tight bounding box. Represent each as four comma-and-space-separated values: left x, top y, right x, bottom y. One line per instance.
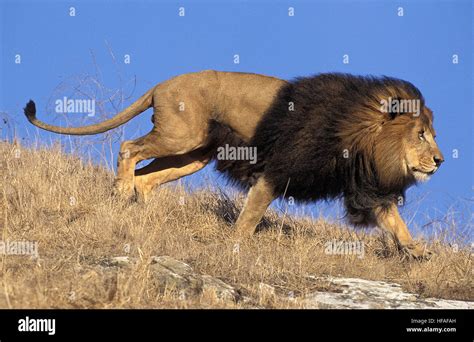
0, 141, 472, 308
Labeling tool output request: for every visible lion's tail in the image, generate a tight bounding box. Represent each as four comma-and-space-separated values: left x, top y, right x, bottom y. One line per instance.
23, 86, 155, 135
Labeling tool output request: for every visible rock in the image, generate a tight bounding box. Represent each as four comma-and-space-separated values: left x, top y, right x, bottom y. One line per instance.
101, 255, 241, 303
98, 257, 472, 308
149, 256, 204, 297
201, 275, 240, 302
302, 277, 474, 309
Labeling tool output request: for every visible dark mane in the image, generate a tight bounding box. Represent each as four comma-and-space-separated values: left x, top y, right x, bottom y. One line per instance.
212, 73, 430, 225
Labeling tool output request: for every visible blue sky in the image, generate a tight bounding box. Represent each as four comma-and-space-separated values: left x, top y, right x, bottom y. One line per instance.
1, 0, 472, 240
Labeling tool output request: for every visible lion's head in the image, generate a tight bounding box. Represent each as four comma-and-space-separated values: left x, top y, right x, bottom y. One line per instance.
358, 82, 445, 191
402, 107, 444, 181
376, 105, 444, 187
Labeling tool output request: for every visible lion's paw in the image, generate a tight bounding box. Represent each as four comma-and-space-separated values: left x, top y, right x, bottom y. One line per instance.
402, 242, 433, 261
112, 180, 135, 200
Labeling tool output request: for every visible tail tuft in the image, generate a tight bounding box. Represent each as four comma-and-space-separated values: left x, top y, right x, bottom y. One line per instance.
24, 100, 36, 122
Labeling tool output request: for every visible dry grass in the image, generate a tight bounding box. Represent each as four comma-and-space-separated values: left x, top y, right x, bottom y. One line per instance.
0, 140, 472, 308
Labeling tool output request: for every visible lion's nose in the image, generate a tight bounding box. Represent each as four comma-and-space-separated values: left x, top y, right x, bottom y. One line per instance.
433, 155, 444, 167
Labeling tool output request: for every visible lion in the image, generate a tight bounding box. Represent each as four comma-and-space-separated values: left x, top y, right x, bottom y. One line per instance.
24, 70, 444, 259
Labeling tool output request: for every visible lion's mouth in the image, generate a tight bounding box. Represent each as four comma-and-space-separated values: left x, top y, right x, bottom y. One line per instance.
411, 167, 436, 175
410, 167, 437, 181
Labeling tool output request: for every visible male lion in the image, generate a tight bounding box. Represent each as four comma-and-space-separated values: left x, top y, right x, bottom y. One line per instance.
24, 70, 444, 259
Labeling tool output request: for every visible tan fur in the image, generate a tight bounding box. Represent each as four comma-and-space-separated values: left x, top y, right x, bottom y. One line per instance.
122, 71, 286, 197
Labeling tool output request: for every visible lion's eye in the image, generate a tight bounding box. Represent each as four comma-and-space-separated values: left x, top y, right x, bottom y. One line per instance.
418, 131, 425, 140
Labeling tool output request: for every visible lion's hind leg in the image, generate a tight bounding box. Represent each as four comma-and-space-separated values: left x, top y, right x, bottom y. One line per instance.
134, 148, 211, 201
113, 130, 163, 198
114, 112, 209, 199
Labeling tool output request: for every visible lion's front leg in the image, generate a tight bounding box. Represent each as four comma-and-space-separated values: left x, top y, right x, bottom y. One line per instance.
374, 204, 432, 260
